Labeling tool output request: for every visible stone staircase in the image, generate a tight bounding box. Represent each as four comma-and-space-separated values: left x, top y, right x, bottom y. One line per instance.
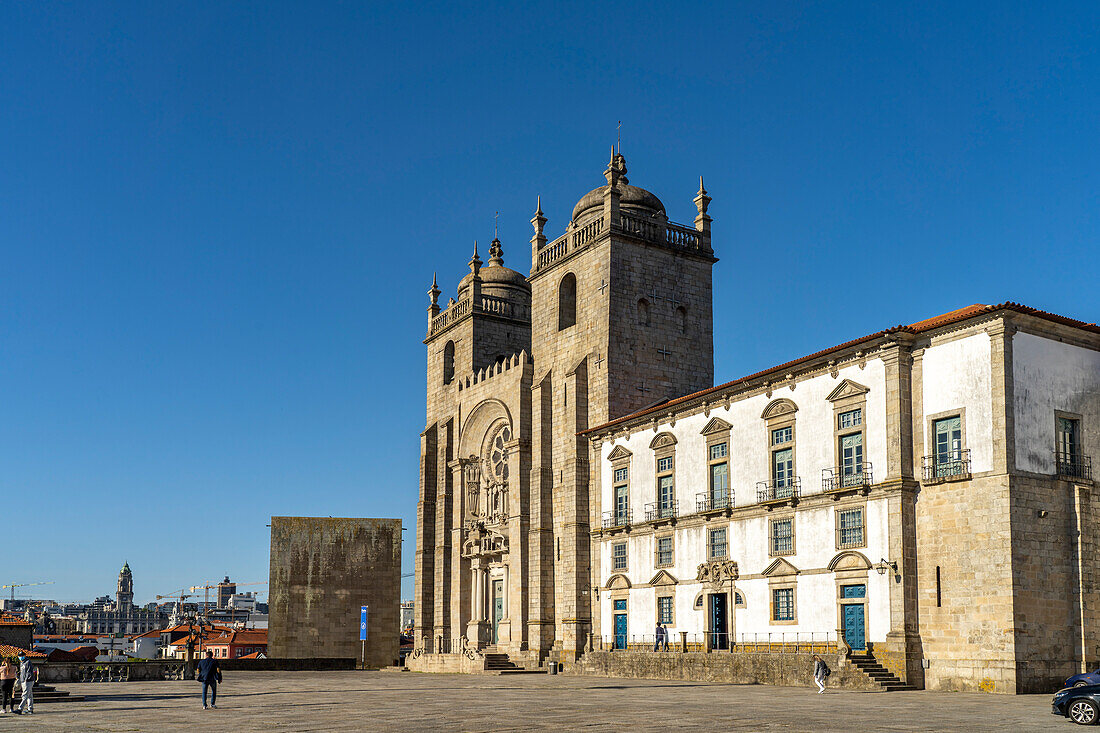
849, 653, 915, 691
482, 651, 546, 675
15, 684, 85, 705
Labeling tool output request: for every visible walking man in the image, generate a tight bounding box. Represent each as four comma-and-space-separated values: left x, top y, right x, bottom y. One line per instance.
197, 650, 222, 709
16, 653, 37, 715
812, 654, 829, 693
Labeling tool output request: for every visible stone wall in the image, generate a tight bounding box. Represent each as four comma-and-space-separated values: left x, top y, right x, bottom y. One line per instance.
269, 517, 401, 668
573, 650, 876, 689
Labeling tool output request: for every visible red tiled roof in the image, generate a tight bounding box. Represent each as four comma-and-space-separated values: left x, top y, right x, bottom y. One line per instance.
205, 629, 267, 646
0, 614, 33, 627
582, 302, 1099, 435
0, 645, 45, 659
237, 651, 265, 659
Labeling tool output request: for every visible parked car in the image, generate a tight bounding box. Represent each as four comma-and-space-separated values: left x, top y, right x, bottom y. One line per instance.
1066, 669, 1100, 688
1052, 683, 1100, 725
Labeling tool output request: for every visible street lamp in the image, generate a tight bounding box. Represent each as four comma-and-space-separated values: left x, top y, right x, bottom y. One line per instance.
874, 558, 898, 577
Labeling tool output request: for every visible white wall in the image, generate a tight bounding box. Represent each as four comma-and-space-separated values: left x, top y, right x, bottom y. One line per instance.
599, 360, 888, 519
597, 358, 892, 643
1013, 332, 1100, 474
920, 333, 993, 472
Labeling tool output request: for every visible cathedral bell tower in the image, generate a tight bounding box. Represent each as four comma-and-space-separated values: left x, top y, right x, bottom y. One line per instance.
525, 150, 716, 658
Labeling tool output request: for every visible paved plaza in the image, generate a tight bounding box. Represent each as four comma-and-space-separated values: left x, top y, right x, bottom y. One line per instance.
8, 670, 1071, 732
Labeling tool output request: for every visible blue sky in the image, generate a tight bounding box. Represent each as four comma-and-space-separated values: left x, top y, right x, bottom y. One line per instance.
1, 1, 1097, 605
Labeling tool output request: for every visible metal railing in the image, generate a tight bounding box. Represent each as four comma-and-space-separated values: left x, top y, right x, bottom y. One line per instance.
597, 631, 839, 654
695, 492, 734, 512
922, 449, 971, 481
821, 462, 873, 492
756, 477, 801, 503
602, 509, 633, 529
1056, 452, 1092, 481
645, 500, 678, 522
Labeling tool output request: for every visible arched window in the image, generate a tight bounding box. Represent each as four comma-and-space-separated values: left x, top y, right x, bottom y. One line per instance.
558, 272, 577, 330
443, 341, 455, 385
677, 306, 687, 334
638, 298, 650, 326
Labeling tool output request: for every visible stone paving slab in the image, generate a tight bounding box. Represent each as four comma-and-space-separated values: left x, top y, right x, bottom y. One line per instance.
1, 670, 1071, 732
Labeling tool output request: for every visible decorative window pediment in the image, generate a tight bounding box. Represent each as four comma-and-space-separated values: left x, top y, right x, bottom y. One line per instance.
761, 398, 798, 420
648, 570, 678, 587
762, 557, 800, 577
700, 417, 733, 435
827, 379, 870, 402
607, 445, 633, 461
649, 432, 678, 450
604, 573, 632, 590
827, 550, 871, 572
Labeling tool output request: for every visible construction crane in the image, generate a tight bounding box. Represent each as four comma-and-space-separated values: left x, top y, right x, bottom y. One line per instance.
2, 581, 54, 603
189, 581, 268, 617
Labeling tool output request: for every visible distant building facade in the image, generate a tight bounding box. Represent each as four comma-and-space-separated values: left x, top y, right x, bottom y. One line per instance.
77, 562, 165, 635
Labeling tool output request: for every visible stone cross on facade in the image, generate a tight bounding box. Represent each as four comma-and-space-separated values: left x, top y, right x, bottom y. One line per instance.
657, 347, 672, 358
597, 279, 608, 295
594, 353, 604, 369
636, 381, 651, 393
648, 288, 662, 302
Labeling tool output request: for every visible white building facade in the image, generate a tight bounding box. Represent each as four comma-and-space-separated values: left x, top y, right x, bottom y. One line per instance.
587, 304, 1100, 693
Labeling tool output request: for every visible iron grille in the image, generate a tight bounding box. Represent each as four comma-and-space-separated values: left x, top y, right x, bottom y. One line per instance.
1056, 452, 1092, 481
756, 477, 801, 503
822, 462, 873, 492
695, 492, 734, 512
645, 500, 678, 522
602, 508, 632, 529
922, 449, 971, 481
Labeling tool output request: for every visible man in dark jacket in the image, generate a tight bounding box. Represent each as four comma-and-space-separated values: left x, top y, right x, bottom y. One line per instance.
197, 651, 222, 709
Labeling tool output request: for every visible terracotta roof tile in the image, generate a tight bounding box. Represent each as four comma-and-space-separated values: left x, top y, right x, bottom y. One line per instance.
0, 645, 45, 658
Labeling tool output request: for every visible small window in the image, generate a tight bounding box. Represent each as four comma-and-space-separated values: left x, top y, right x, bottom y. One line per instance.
657, 456, 674, 472
558, 273, 577, 330
612, 542, 628, 571
638, 298, 650, 326
613, 467, 629, 484
772, 587, 795, 622
838, 409, 862, 429
657, 596, 673, 625
709, 443, 728, 460
1058, 417, 1079, 458
772, 426, 792, 445
734, 591, 745, 607
442, 341, 455, 385
677, 305, 687, 334
656, 536, 674, 567
836, 508, 865, 549
770, 518, 793, 556
708, 528, 727, 559
695, 595, 704, 609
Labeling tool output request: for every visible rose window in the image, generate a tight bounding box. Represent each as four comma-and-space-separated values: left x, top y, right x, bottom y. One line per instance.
490, 426, 511, 481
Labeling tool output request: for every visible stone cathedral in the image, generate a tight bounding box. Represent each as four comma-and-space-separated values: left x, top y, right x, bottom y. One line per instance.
412, 151, 716, 668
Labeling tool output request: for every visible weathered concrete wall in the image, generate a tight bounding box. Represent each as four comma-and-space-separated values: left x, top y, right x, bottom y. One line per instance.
573, 651, 876, 689
269, 517, 400, 668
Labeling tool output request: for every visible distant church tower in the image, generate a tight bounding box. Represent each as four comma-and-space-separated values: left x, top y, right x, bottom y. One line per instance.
413, 150, 715, 665
116, 561, 134, 610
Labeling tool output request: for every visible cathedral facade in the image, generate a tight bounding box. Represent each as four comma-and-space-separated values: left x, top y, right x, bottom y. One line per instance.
412, 152, 715, 666
410, 153, 1100, 692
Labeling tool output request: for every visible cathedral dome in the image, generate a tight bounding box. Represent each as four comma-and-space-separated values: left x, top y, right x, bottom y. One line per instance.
571, 182, 665, 223
456, 237, 531, 301
457, 262, 531, 296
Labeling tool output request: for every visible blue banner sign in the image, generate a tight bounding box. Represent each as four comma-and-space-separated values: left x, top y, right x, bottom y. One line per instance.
360, 606, 368, 641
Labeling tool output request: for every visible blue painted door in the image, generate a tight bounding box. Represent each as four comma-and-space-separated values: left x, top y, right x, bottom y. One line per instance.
843, 604, 865, 651
613, 599, 627, 650
708, 593, 728, 649
492, 580, 503, 645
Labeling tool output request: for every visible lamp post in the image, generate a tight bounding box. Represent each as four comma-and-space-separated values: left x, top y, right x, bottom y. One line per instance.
874, 558, 899, 581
